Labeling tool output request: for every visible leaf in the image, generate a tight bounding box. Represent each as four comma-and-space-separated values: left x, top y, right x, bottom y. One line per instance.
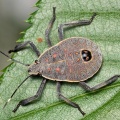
0, 0, 120, 120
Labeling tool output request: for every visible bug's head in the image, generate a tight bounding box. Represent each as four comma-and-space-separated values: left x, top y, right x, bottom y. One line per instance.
28, 60, 42, 75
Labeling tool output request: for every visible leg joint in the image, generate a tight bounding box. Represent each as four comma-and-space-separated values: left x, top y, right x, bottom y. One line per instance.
58, 24, 63, 31
57, 92, 61, 97
35, 94, 39, 98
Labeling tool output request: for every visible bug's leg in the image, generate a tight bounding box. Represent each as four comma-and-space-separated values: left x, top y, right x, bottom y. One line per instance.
79, 75, 120, 91
45, 7, 56, 47
9, 41, 40, 57
12, 78, 47, 113
58, 13, 97, 40
56, 82, 85, 116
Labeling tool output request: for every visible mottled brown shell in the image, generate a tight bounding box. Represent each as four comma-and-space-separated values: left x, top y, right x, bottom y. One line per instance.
39, 37, 102, 82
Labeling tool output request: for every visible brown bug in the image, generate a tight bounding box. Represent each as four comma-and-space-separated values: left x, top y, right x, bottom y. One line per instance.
1, 7, 120, 116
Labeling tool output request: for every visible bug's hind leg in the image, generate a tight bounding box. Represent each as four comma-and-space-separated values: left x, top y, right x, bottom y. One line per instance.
9, 41, 40, 57
45, 7, 56, 47
56, 82, 85, 116
79, 75, 120, 91
13, 79, 47, 113
58, 13, 97, 41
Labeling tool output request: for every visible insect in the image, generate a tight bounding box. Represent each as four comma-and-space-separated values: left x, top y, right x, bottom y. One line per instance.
0, 7, 120, 116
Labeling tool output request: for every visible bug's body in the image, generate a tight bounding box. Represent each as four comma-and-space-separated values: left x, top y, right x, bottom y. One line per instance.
1, 7, 120, 116
29, 37, 102, 82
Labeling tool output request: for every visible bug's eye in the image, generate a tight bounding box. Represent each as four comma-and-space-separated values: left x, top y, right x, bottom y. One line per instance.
28, 69, 32, 72
35, 60, 39, 64
82, 50, 92, 61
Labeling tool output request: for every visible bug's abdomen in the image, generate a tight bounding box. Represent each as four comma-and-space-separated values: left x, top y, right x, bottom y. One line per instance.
40, 37, 102, 82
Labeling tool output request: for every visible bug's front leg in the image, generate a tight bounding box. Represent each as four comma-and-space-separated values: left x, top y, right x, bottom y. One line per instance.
56, 82, 85, 116
79, 75, 120, 91
45, 7, 56, 47
13, 78, 47, 112
9, 41, 40, 57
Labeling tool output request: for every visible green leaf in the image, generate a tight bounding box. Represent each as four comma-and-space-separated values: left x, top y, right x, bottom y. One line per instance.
0, 0, 120, 120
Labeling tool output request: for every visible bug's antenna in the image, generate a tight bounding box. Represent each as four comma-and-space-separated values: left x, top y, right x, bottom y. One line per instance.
3, 75, 31, 109
0, 51, 29, 66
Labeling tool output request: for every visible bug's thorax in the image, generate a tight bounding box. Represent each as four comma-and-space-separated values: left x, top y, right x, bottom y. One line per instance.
28, 60, 45, 75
